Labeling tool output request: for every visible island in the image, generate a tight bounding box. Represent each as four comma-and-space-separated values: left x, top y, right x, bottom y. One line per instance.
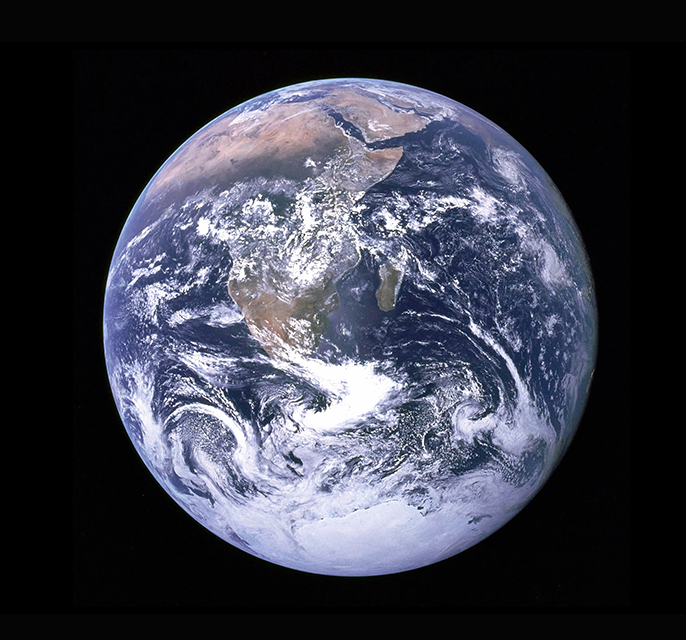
376, 262, 403, 312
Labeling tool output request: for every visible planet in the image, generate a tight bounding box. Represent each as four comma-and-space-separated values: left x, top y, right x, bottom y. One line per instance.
103, 78, 597, 577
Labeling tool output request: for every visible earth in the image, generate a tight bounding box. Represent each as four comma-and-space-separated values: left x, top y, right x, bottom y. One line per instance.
103, 78, 597, 577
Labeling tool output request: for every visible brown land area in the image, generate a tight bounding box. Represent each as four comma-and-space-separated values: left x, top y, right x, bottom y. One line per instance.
317, 88, 431, 143
375, 262, 402, 312
228, 275, 340, 357
144, 87, 433, 206
148, 87, 425, 356
143, 102, 348, 205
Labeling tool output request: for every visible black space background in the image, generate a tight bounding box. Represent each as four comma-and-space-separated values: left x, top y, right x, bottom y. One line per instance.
73, 47, 632, 612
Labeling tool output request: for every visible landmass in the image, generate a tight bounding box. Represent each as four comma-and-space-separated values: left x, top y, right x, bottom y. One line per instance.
226, 139, 405, 358
219, 90, 425, 358
157, 85, 432, 358
315, 88, 431, 143
143, 85, 431, 208
228, 275, 342, 358
376, 262, 403, 312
